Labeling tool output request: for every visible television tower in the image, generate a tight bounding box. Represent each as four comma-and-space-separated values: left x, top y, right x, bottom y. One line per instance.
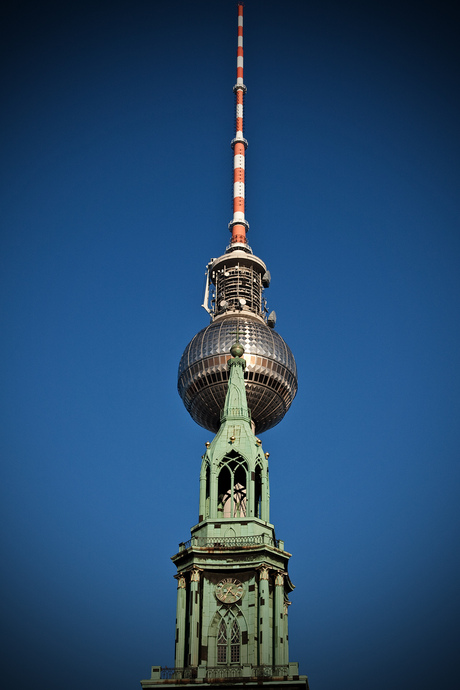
142, 6, 308, 688
177, 4, 298, 435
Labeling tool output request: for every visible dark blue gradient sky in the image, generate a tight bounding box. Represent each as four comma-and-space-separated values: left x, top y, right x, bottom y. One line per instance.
1, 1, 459, 689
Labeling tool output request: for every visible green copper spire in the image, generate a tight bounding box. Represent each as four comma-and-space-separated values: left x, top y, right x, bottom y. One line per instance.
163, 341, 299, 675
195, 340, 269, 523
143, 339, 303, 681
220, 341, 251, 426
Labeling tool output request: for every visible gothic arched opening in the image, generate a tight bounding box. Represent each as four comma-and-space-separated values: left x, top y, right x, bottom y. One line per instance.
217, 452, 247, 518
205, 464, 210, 518
233, 464, 247, 517
216, 617, 241, 664
254, 465, 262, 519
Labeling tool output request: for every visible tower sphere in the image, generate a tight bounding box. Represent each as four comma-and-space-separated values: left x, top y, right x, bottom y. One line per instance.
178, 316, 298, 434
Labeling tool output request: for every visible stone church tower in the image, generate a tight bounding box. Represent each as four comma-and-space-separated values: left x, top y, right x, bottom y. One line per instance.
141, 339, 308, 688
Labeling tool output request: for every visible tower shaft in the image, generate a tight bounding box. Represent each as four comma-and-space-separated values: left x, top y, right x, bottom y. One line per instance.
230, 4, 248, 246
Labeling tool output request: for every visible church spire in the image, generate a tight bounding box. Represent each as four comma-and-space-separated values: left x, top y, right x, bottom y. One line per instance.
198, 339, 269, 524
220, 340, 251, 426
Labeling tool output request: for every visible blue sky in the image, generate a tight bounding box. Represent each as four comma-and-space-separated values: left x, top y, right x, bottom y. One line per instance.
1, 1, 459, 689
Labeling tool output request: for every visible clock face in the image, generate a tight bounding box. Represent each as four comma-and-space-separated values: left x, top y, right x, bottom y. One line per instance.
216, 577, 244, 603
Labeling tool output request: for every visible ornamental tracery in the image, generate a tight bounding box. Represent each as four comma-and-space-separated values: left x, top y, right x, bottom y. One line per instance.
217, 451, 248, 518
214, 612, 242, 665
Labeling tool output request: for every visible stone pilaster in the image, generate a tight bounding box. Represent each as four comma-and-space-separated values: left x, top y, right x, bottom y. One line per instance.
257, 565, 271, 665
209, 466, 218, 519
174, 573, 187, 668
274, 571, 285, 666
283, 599, 291, 665
261, 466, 270, 522
199, 462, 207, 522
189, 567, 202, 667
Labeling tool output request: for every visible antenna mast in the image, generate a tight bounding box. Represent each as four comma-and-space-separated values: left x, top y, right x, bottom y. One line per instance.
229, 3, 249, 246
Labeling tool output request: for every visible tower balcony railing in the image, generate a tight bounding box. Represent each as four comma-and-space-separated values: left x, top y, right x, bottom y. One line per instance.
159, 665, 293, 680
160, 667, 196, 680
205, 665, 290, 679
226, 240, 253, 254
181, 534, 280, 550
220, 407, 251, 421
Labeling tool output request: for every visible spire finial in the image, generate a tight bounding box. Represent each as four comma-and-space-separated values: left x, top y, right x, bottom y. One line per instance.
229, 3, 249, 246
230, 341, 244, 358
228, 324, 244, 358
221, 334, 250, 426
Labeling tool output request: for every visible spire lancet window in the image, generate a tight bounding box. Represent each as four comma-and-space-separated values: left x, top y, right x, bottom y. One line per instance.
254, 464, 262, 519
217, 452, 248, 518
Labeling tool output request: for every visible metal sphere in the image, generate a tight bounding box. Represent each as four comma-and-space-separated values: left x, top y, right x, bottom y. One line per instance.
178, 316, 298, 434
230, 342, 244, 358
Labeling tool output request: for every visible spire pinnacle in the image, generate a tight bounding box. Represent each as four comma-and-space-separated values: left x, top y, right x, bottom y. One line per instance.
220, 341, 251, 426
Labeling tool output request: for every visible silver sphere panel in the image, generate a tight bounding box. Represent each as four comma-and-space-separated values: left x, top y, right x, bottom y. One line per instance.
178, 317, 298, 433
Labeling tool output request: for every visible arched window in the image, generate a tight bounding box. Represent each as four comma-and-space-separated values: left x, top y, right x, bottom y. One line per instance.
218, 466, 232, 517
217, 618, 241, 664
233, 465, 247, 517
254, 465, 262, 519
205, 464, 210, 517
217, 454, 247, 518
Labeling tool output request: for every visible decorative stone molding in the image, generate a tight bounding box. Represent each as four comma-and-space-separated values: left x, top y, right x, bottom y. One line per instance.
258, 565, 270, 581
190, 567, 203, 582
275, 571, 285, 586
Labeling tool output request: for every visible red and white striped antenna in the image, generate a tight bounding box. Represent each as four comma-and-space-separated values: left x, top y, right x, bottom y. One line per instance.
229, 3, 249, 247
